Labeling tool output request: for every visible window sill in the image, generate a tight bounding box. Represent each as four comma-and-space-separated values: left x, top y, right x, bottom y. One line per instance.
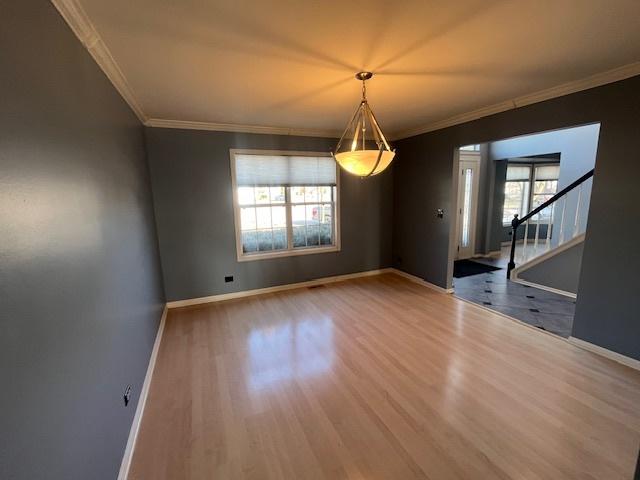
237, 245, 340, 262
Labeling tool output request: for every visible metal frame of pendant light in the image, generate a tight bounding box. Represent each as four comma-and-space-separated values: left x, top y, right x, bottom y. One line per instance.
332, 72, 395, 177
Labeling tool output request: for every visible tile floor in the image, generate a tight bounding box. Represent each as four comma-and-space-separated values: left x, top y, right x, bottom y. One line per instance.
453, 269, 576, 338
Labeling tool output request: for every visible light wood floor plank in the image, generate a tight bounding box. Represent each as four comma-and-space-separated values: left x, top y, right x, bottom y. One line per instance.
129, 273, 640, 479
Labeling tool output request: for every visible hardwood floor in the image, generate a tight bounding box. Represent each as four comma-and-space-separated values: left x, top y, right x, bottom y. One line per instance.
129, 273, 640, 479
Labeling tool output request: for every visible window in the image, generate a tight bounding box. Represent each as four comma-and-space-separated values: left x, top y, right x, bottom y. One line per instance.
231, 150, 340, 261
503, 165, 531, 224
460, 144, 481, 151
502, 163, 560, 224
531, 165, 560, 222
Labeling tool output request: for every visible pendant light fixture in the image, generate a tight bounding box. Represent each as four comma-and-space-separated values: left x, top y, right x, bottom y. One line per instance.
332, 72, 395, 177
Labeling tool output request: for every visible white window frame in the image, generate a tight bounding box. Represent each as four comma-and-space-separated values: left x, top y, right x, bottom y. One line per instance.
502, 162, 559, 225
230, 149, 341, 262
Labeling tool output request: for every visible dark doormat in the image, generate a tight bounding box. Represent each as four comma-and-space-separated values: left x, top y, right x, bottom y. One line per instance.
453, 259, 502, 278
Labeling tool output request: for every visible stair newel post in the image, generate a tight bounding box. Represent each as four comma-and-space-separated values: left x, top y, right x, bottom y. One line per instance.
507, 214, 519, 279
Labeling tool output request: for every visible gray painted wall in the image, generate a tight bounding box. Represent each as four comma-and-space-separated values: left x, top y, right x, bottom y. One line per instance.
393, 75, 640, 361
518, 242, 584, 294
144, 127, 393, 302
473, 145, 491, 255
486, 159, 508, 252
0, 2, 165, 479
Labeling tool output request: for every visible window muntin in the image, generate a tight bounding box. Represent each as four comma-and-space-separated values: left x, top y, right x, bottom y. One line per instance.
231, 150, 339, 261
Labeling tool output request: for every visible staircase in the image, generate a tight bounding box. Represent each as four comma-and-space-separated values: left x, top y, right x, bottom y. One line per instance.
506, 169, 594, 297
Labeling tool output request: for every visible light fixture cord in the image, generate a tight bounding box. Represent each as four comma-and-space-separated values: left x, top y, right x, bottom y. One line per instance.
361, 78, 367, 149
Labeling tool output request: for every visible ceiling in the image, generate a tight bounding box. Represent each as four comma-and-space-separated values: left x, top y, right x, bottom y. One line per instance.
73, 0, 640, 138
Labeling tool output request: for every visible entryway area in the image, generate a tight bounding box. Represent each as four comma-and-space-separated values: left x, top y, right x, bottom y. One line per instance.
451, 124, 600, 338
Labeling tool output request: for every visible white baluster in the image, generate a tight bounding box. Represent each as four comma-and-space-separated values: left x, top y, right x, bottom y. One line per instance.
523, 219, 529, 261
574, 184, 582, 238
559, 196, 567, 244
546, 204, 553, 247
534, 215, 540, 252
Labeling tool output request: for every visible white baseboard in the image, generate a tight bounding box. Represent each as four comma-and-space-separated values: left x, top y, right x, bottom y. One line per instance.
568, 337, 640, 371
117, 304, 168, 480
166, 269, 396, 308
166, 268, 455, 309
390, 268, 455, 294
510, 278, 577, 299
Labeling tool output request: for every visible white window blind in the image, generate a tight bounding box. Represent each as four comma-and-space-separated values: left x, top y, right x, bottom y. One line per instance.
506, 165, 531, 181
235, 154, 336, 186
534, 165, 560, 180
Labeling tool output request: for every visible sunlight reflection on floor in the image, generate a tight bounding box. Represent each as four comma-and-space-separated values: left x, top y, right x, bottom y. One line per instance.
247, 317, 334, 391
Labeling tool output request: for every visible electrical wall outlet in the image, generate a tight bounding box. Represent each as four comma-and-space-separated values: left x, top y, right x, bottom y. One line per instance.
224, 275, 233, 283
123, 385, 131, 406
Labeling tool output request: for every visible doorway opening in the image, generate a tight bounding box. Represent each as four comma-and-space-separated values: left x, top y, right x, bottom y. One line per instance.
450, 123, 600, 338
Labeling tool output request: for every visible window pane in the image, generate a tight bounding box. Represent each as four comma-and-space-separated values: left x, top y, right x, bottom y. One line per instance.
534, 180, 557, 195
256, 230, 273, 251
461, 168, 472, 247
305, 186, 318, 202
503, 181, 529, 224
532, 180, 558, 222
254, 187, 270, 204
319, 204, 332, 224
238, 187, 255, 206
319, 186, 332, 203
273, 228, 287, 250
256, 207, 272, 229
306, 225, 320, 246
320, 223, 332, 245
293, 226, 306, 247
240, 207, 256, 230
292, 205, 305, 226
306, 205, 319, 225
272, 206, 286, 228
270, 186, 285, 203
291, 186, 305, 203
242, 231, 258, 253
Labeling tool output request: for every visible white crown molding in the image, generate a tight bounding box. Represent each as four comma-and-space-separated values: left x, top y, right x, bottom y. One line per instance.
144, 118, 340, 139
51, 0, 147, 122
391, 61, 640, 140
50, 0, 640, 140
